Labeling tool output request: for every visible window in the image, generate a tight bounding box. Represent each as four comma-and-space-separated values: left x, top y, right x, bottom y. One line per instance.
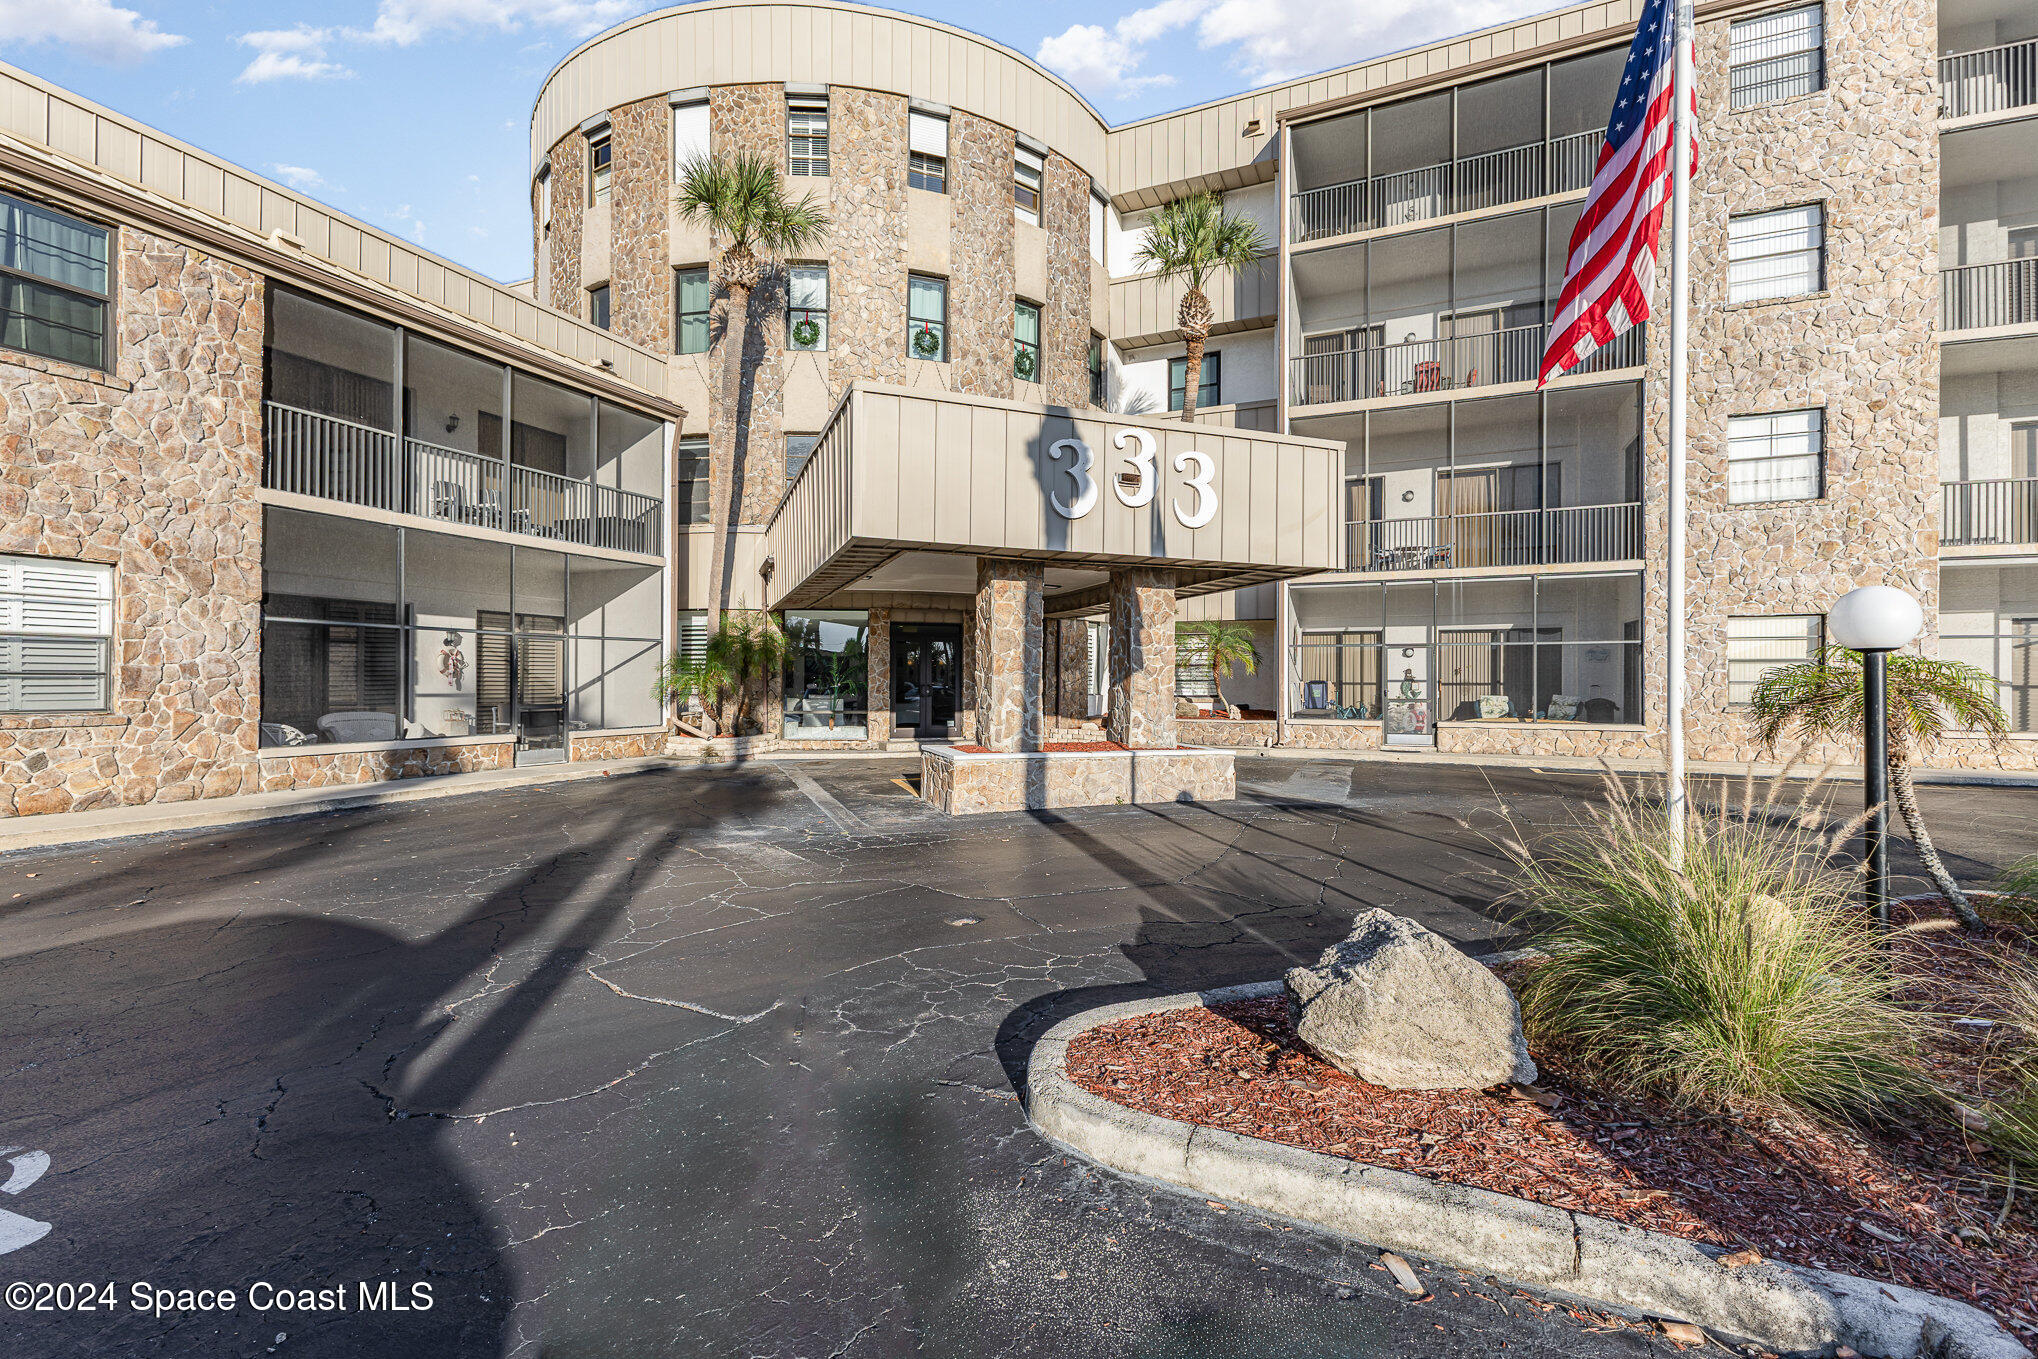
1730, 5, 1824, 109
0, 553, 112, 712
1727, 409, 1823, 503
788, 95, 829, 177
787, 264, 828, 351
537, 168, 552, 232
1727, 615, 1822, 705
1727, 204, 1824, 303
675, 267, 710, 354
671, 98, 709, 177
1014, 148, 1044, 223
908, 110, 948, 193
588, 133, 612, 206
785, 433, 819, 483
1168, 353, 1221, 412
1089, 333, 1106, 406
676, 436, 711, 524
908, 274, 947, 361
1089, 190, 1107, 265
588, 285, 610, 330
0, 192, 111, 370
783, 610, 868, 739
1014, 299, 1041, 382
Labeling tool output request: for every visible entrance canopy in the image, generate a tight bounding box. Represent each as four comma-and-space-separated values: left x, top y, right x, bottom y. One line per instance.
762, 385, 1343, 614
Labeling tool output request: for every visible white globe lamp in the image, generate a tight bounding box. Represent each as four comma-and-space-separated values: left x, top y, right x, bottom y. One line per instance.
1828, 586, 1923, 654
1826, 584, 1921, 931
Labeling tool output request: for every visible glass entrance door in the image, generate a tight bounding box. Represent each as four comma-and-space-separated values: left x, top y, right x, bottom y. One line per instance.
513, 621, 566, 765
891, 624, 961, 736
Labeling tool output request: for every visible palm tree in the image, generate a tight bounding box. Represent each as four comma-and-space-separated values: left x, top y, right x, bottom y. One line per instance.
1133, 192, 1266, 423
1749, 646, 2007, 927
674, 152, 829, 623
1179, 619, 1259, 715
654, 613, 791, 737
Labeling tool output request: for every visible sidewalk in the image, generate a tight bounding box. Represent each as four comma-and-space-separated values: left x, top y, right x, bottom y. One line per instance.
1246, 742, 2038, 787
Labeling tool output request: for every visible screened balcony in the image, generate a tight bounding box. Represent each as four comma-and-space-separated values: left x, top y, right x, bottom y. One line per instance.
1940, 336, 2038, 547
1941, 562, 2038, 732
1289, 203, 1643, 408
1940, 121, 2038, 335
1301, 382, 1644, 574
263, 289, 666, 556
1288, 47, 1621, 244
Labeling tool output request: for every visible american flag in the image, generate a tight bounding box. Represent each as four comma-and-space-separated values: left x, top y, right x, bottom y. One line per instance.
1537, 0, 1695, 386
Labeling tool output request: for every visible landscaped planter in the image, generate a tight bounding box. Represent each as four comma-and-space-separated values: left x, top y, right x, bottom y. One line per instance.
920, 743, 1235, 814
1025, 981, 2033, 1359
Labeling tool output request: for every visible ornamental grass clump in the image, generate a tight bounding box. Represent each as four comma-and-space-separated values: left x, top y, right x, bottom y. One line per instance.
1974, 956, 2038, 1175
1990, 856, 2038, 927
1503, 772, 1925, 1127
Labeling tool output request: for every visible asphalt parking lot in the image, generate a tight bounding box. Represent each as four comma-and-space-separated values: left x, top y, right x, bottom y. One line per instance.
3, 755, 2034, 1358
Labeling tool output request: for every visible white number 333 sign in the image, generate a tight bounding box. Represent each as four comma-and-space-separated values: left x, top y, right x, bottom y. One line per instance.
1047, 430, 1215, 529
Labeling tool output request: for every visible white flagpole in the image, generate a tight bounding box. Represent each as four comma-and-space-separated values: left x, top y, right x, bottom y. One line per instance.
1666, 0, 1694, 851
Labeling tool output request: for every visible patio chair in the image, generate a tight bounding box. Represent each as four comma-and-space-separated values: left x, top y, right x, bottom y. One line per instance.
316, 711, 400, 743
430, 481, 464, 521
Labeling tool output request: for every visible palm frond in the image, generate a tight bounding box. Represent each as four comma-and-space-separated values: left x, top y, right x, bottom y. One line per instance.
674, 151, 831, 260
1746, 645, 2008, 758
1131, 191, 1266, 294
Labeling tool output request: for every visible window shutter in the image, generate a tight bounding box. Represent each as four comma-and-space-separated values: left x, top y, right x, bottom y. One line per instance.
908, 111, 947, 158
1, 554, 112, 713
672, 100, 710, 172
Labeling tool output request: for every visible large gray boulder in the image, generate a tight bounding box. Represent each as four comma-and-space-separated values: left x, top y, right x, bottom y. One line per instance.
1284, 909, 1536, 1090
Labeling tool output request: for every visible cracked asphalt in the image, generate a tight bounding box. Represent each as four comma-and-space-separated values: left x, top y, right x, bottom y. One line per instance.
4, 756, 2036, 1359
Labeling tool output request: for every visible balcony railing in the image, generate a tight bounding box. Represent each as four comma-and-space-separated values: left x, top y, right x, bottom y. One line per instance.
265, 403, 663, 555
1941, 259, 2038, 332
1940, 37, 2038, 120
1291, 323, 1641, 406
1941, 478, 2038, 548
1344, 503, 1642, 572
1292, 129, 1602, 243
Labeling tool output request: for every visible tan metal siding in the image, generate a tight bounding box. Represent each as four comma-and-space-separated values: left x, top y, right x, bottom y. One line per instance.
1108, 254, 1278, 348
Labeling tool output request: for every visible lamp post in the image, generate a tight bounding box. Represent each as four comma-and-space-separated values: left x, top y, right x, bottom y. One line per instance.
1826, 586, 1924, 930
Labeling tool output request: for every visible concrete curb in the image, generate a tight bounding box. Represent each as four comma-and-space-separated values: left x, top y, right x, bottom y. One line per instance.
1025, 982, 2031, 1359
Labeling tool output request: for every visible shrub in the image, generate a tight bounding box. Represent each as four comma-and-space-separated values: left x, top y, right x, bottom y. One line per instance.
1989, 856, 2038, 928
1502, 773, 1926, 1126
1974, 955, 2038, 1175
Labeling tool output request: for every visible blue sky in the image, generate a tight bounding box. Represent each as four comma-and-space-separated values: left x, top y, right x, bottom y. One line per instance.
0, 0, 1555, 282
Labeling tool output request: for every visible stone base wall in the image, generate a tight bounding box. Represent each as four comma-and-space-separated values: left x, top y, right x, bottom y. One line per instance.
1180, 718, 1277, 749
1436, 723, 1659, 760
0, 229, 264, 818
922, 745, 1235, 815
568, 729, 670, 762
257, 740, 514, 791
1281, 721, 1387, 752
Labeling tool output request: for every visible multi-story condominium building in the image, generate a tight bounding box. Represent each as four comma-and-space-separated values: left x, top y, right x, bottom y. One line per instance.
3, 0, 2037, 820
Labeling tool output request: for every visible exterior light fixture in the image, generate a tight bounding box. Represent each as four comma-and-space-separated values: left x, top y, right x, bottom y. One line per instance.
1827, 585, 1923, 929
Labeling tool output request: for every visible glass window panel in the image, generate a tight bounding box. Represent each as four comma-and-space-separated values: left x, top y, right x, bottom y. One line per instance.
786, 433, 819, 482
0, 275, 105, 368
1728, 408, 1824, 503
1730, 5, 1824, 108
404, 527, 512, 635
1536, 641, 1641, 722
675, 267, 711, 355
783, 610, 868, 739
788, 99, 829, 176
1533, 572, 1643, 644
406, 332, 505, 469
267, 288, 398, 429
0, 193, 108, 294
787, 264, 828, 351
1726, 614, 1822, 705
261, 619, 402, 743
568, 558, 662, 638
1167, 353, 1220, 410
1727, 204, 1824, 302
1014, 299, 1040, 381
908, 274, 947, 361
675, 435, 711, 524
672, 100, 710, 172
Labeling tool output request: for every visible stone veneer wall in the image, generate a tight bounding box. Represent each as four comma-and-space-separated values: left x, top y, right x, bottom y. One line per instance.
710, 84, 793, 524
1, 228, 264, 817
544, 134, 585, 318
923, 746, 1236, 815
258, 740, 514, 791
1042, 153, 1094, 409
568, 729, 670, 762
828, 90, 910, 391
1106, 569, 1179, 749
949, 112, 1019, 399
608, 95, 672, 349
1179, 718, 1276, 748
865, 605, 894, 745
1653, 0, 1941, 756
973, 560, 1044, 751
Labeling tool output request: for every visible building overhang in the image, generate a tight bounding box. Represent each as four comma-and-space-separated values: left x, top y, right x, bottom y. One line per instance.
761, 385, 1344, 614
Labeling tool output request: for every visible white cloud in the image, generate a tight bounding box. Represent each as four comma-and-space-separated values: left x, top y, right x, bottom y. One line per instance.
1197, 0, 1536, 85
269, 163, 325, 191
0, 0, 185, 64
237, 27, 352, 84
364, 0, 640, 46
1035, 0, 1208, 98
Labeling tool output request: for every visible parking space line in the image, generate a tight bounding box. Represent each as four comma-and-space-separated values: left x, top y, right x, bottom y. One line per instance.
782, 765, 868, 834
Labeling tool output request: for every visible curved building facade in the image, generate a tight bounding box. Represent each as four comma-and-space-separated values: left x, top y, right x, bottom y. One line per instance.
531, 2, 1113, 543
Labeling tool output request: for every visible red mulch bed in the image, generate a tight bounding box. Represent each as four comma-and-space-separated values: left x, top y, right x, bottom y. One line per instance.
949, 741, 1193, 754
1065, 902, 2038, 1338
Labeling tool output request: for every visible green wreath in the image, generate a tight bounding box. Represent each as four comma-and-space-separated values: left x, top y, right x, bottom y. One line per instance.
791, 316, 821, 348
1013, 347, 1037, 381
912, 325, 942, 358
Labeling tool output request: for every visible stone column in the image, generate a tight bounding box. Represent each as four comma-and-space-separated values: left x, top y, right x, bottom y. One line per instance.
866, 607, 893, 746
972, 559, 1044, 752
1106, 568, 1178, 749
